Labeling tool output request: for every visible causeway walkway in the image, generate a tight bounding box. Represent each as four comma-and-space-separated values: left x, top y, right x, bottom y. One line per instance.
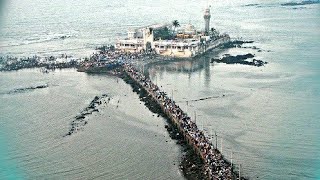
123, 63, 240, 180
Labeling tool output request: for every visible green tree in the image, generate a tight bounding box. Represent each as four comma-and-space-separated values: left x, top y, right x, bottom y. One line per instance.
172, 20, 180, 33
153, 27, 172, 40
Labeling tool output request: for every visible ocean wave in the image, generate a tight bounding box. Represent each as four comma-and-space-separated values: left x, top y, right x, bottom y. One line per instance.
281, 0, 320, 6
243, 1, 319, 8
0, 33, 78, 48
244, 3, 260, 7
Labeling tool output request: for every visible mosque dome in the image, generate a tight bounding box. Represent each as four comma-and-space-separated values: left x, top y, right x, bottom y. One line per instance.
185, 24, 195, 31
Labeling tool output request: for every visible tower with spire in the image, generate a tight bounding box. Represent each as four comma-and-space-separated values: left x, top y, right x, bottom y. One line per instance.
203, 7, 211, 34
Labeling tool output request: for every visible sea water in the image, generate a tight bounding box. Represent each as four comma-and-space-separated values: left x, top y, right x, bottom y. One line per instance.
0, 0, 319, 179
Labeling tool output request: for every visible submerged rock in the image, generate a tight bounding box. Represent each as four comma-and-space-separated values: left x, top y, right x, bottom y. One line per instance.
64, 93, 108, 137
9, 84, 49, 94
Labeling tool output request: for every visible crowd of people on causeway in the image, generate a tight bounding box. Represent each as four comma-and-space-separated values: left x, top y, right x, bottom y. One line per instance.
80, 46, 157, 70
123, 63, 234, 180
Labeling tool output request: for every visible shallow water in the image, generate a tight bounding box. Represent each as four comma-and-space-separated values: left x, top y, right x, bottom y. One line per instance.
1, 0, 320, 179
0, 69, 183, 179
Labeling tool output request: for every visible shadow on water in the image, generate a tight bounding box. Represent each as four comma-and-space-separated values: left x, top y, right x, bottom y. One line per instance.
142, 49, 228, 89
143, 52, 223, 86
145, 55, 210, 76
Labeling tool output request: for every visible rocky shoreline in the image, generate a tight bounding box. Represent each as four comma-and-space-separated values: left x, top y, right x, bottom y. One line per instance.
220, 40, 254, 49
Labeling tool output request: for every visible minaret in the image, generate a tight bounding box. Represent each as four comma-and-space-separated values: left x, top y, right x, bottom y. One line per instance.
204, 7, 211, 34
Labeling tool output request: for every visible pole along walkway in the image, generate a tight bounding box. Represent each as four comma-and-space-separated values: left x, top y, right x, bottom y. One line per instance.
122, 64, 243, 180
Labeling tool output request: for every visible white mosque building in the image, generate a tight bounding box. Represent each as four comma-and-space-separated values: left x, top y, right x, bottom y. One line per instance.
116, 7, 230, 58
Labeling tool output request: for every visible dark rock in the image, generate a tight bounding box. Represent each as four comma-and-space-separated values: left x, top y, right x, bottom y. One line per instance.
211, 53, 267, 67
75, 115, 85, 119
221, 40, 254, 49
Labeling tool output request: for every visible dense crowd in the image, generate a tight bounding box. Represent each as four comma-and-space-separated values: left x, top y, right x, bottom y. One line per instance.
81, 47, 157, 69
0, 55, 80, 71
123, 64, 233, 180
